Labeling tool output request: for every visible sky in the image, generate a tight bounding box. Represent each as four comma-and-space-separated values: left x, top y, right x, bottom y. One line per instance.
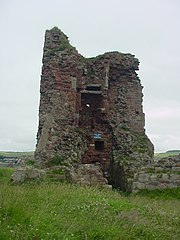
0, 0, 180, 153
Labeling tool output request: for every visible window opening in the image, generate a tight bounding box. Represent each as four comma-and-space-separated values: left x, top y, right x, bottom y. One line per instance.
85, 86, 101, 91
81, 93, 102, 110
95, 141, 104, 150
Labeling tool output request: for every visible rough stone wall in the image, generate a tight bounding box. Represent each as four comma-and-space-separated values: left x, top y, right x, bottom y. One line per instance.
35, 28, 86, 166
65, 164, 109, 187
132, 155, 180, 192
35, 27, 154, 190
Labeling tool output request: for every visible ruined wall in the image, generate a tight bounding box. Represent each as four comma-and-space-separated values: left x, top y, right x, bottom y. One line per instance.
132, 155, 180, 191
35, 27, 154, 190
35, 28, 86, 166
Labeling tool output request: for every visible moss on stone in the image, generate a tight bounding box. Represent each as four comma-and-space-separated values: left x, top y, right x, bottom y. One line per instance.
132, 133, 153, 157
86, 67, 95, 79
117, 154, 134, 165
47, 155, 65, 167
47, 43, 76, 56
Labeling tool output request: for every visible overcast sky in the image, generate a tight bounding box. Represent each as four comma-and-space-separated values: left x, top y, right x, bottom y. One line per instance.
0, 0, 180, 152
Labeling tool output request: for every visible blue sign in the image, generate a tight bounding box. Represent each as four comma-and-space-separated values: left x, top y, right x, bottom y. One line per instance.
93, 133, 102, 139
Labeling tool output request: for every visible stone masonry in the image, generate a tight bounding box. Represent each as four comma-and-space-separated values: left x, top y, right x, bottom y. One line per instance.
132, 155, 180, 192
35, 27, 154, 191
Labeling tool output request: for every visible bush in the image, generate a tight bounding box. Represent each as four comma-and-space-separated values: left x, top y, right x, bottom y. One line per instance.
26, 159, 35, 166
48, 155, 65, 166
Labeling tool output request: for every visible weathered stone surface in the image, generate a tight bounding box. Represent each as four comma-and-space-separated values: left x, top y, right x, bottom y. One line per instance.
11, 167, 46, 183
150, 174, 158, 181
138, 173, 150, 182
11, 169, 27, 183
34, 27, 154, 191
170, 174, 180, 181
172, 167, 180, 172
132, 182, 145, 190
161, 174, 169, 181
132, 155, 180, 192
65, 164, 110, 187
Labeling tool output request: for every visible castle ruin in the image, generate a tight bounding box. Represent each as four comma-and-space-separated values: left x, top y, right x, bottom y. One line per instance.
35, 27, 154, 190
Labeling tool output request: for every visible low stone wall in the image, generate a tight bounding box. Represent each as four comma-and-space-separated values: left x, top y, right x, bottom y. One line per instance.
65, 163, 111, 188
132, 155, 180, 192
11, 167, 46, 183
10, 163, 112, 188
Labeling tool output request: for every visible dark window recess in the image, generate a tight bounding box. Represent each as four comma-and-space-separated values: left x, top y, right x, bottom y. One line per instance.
81, 93, 102, 109
53, 35, 60, 41
85, 86, 101, 91
95, 141, 104, 150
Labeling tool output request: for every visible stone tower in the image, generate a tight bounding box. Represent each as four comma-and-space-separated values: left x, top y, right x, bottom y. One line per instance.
35, 27, 154, 190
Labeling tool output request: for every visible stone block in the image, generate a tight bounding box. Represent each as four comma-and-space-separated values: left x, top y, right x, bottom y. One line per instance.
133, 173, 139, 180
172, 167, 180, 172
157, 183, 172, 189
176, 180, 180, 186
138, 173, 150, 182
169, 174, 180, 181
161, 174, 170, 181
65, 164, 108, 187
155, 167, 164, 172
132, 181, 145, 190
11, 167, 46, 183
157, 182, 177, 189
27, 169, 41, 179
166, 183, 178, 188
145, 183, 158, 190
11, 168, 27, 183
150, 174, 158, 181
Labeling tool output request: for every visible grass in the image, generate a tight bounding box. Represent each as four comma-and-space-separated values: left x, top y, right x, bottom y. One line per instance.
0, 168, 180, 239
0, 168, 14, 183
154, 150, 180, 160
136, 188, 180, 200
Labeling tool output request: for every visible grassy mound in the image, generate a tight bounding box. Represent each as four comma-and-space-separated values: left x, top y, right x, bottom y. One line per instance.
0, 168, 180, 239
155, 150, 180, 160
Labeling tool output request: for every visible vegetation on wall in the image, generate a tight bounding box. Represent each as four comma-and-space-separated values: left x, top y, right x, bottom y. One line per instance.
132, 133, 153, 157
46, 155, 66, 167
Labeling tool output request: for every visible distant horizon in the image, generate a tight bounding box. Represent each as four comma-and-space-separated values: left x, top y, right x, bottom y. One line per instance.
0, 149, 180, 154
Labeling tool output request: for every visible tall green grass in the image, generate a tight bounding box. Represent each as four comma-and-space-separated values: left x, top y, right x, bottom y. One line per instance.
0, 168, 180, 239
136, 188, 180, 200
0, 168, 14, 183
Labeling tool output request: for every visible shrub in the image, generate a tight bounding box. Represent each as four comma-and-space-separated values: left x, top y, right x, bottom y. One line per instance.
48, 155, 65, 166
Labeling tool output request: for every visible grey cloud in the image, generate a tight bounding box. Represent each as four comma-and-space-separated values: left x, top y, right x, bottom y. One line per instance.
0, 0, 179, 152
